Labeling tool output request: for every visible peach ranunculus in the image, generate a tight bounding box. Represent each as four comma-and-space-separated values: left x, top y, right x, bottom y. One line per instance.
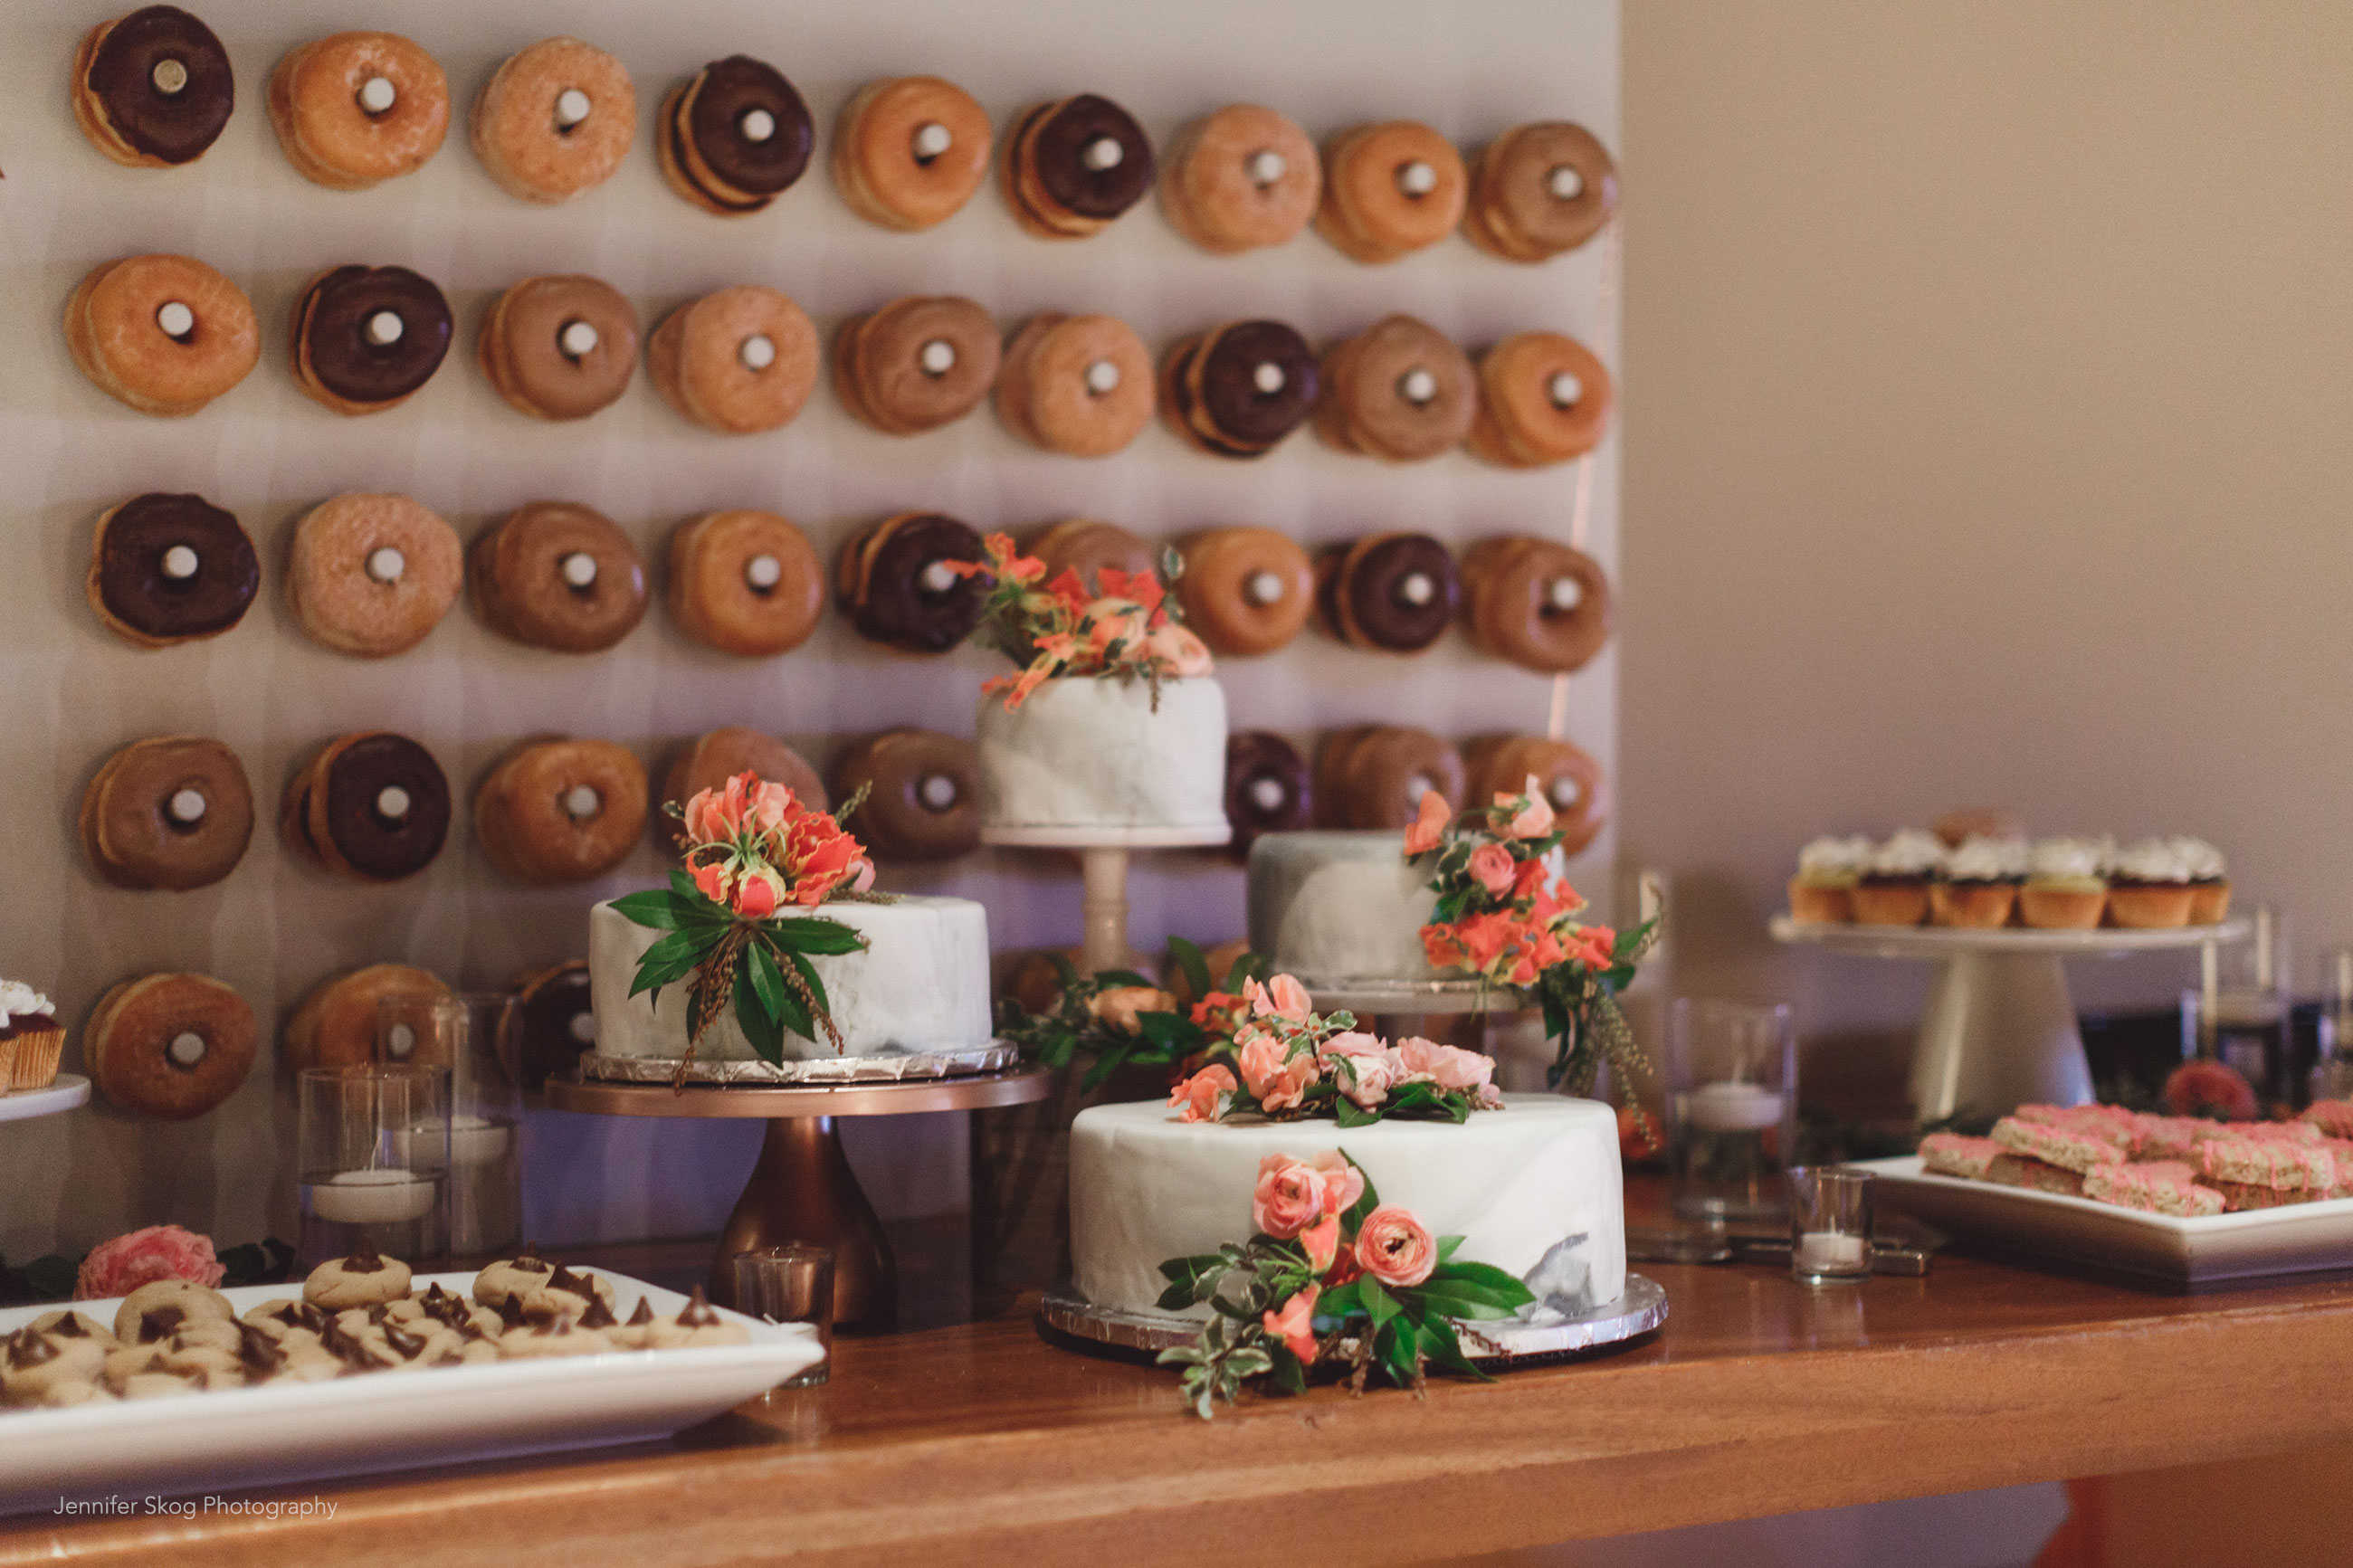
1306, 1150, 1367, 1215
1236, 1033, 1319, 1113
1090, 985, 1176, 1034
1144, 622, 1215, 678
1467, 842, 1517, 896
1262, 1285, 1319, 1365
1253, 1155, 1332, 1239
1356, 1205, 1438, 1288
1169, 1064, 1237, 1123
1402, 787, 1452, 856
1319, 1031, 1394, 1109
1505, 778, 1556, 840
1394, 1036, 1497, 1094
75, 1224, 224, 1301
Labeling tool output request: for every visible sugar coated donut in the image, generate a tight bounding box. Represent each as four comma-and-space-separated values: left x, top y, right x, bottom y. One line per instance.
281, 731, 451, 882
1025, 519, 1158, 595
834, 513, 987, 653
469, 501, 648, 653
86, 971, 255, 1120
647, 285, 816, 435
71, 7, 233, 168
1463, 735, 1607, 855
657, 56, 812, 215
831, 76, 992, 232
511, 960, 594, 1091
833, 295, 999, 435
1314, 314, 1476, 462
996, 312, 1154, 458
475, 738, 648, 884
281, 963, 451, 1072
1160, 319, 1319, 458
1462, 535, 1613, 674
66, 253, 258, 416
1467, 331, 1613, 467
291, 265, 453, 415
1316, 532, 1459, 653
1224, 730, 1311, 854
666, 509, 823, 657
267, 32, 448, 189
80, 736, 252, 891
1002, 94, 1155, 239
287, 492, 462, 658
1314, 727, 1465, 831
1464, 121, 1619, 262
660, 728, 825, 855
470, 37, 634, 204
86, 492, 257, 648
1176, 527, 1312, 657
1315, 121, 1466, 263
1160, 104, 1319, 254
478, 274, 640, 421
829, 730, 980, 861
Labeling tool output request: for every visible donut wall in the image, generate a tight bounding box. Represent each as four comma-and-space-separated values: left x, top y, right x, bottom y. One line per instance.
0, 0, 1620, 1258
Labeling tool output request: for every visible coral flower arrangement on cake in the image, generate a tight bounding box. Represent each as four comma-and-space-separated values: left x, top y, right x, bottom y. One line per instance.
611, 771, 880, 1073
948, 531, 1213, 710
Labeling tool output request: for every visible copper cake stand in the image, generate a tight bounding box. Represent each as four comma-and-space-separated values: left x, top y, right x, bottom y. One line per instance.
547, 1069, 1053, 1332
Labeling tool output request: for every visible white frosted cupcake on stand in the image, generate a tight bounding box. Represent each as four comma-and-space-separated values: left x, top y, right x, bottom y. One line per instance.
2108, 839, 2196, 928
2019, 838, 2108, 929
1853, 829, 1945, 927
1786, 835, 1872, 924
1930, 835, 2029, 927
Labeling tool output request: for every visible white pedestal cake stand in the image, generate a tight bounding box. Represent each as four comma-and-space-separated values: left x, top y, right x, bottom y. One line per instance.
981, 824, 1232, 972
0, 1074, 90, 1123
1768, 917, 2250, 1123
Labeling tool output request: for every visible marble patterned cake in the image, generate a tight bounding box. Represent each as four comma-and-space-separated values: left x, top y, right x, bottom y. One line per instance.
1245, 830, 1442, 987
976, 675, 1230, 841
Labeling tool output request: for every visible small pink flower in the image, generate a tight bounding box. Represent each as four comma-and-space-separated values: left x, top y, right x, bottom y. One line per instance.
1262, 1285, 1319, 1365
746, 779, 796, 841
1319, 1031, 1394, 1108
1468, 843, 1516, 896
75, 1225, 224, 1301
1356, 1206, 1437, 1288
1307, 1150, 1366, 1214
847, 859, 876, 893
1145, 622, 1215, 678
1248, 974, 1312, 1022
1253, 1155, 1330, 1239
1236, 1032, 1288, 1101
1505, 780, 1556, 840
1168, 1064, 1237, 1124
1402, 788, 1451, 856
1394, 1035, 1497, 1094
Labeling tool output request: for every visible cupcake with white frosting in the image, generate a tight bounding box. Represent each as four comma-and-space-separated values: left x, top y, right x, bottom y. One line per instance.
2019, 838, 2108, 929
0, 980, 63, 1091
1930, 835, 2028, 928
1853, 829, 1945, 927
2107, 839, 2195, 928
2167, 837, 2230, 924
1787, 835, 1872, 924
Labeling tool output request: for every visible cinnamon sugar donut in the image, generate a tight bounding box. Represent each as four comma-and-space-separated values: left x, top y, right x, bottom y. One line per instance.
478, 275, 639, 421
470, 37, 634, 204
281, 731, 451, 882
995, 313, 1154, 458
830, 76, 992, 232
86, 971, 255, 1120
66, 253, 258, 416
286, 492, 462, 658
1464, 122, 1619, 262
1176, 527, 1312, 657
656, 56, 812, 216
71, 6, 234, 168
830, 730, 980, 861
86, 492, 257, 648
1002, 93, 1155, 239
1463, 735, 1607, 855
1224, 730, 1311, 853
1462, 535, 1613, 674
646, 285, 816, 435
834, 296, 999, 435
833, 513, 987, 652
1159, 319, 1319, 459
665, 509, 823, 657
474, 738, 648, 884
267, 32, 448, 189
290, 266, 454, 416
281, 964, 450, 1073
1314, 315, 1476, 462
1466, 331, 1613, 467
1314, 121, 1466, 263
469, 501, 648, 653
659, 728, 824, 855
1025, 519, 1158, 595
1159, 104, 1319, 254
1316, 532, 1459, 653
80, 736, 252, 891
1314, 727, 1464, 831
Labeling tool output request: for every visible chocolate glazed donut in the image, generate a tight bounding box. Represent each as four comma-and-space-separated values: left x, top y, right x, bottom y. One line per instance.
1223, 731, 1311, 856
76, 6, 235, 166
1004, 93, 1154, 237
1164, 320, 1319, 458
291, 266, 453, 414
834, 512, 987, 653
87, 492, 258, 647
1317, 532, 1460, 652
283, 732, 451, 881
662, 55, 812, 213
830, 729, 980, 861
511, 960, 594, 1091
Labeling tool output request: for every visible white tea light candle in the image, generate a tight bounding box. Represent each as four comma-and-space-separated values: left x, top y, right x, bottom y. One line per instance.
1685, 1079, 1786, 1131
308, 1168, 436, 1224
1795, 1231, 1868, 1274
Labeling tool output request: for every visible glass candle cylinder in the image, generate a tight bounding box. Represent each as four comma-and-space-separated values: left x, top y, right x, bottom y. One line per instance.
297, 1064, 449, 1268
1787, 1165, 1873, 1284
729, 1244, 834, 1388
1666, 998, 1797, 1222
377, 993, 524, 1259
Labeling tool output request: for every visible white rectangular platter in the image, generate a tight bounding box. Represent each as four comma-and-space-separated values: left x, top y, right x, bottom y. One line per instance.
1856, 1156, 2353, 1288
0, 1268, 820, 1515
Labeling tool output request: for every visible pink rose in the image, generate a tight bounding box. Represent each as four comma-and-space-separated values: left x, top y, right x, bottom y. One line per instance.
1262, 1285, 1319, 1365
76, 1224, 224, 1301
1402, 788, 1451, 856
1319, 1031, 1394, 1108
746, 779, 796, 841
1253, 1155, 1331, 1239
1307, 1150, 1366, 1214
1468, 843, 1517, 896
1090, 985, 1176, 1035
1145, 622, 1215, 678
1168, 1064, 1236, 1124
1394, 1035, 1496, 1094
1246, 974, 1312, 1022
1505, 779, 1556, 840
1355, 1205, 1437, 1288
1236, 1032, 1318, 1111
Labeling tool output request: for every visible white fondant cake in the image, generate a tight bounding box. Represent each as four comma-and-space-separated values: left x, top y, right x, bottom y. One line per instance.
1070, 1096, 1626, 1320
976, 676, 1230, 841
1247, 831, 1442, 986
587, 895, 992, 1062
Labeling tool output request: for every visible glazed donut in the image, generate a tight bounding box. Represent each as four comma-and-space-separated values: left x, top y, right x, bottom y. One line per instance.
1159, 104, 1320, 254
1464, 121, 1619, 262
1462, 735, 1607, 855
1002, 93, 1155, 239
1461, 535, 1613, 674
830, 76, 992, 232
834, 296, 999, 436
833, 513, 987, 653
469, 501, 648, 653
281, 732, 451, 882
511, 960, 594, 1091
995, 313, 1155, 458
86, 972, 255, 1120
1025, 519, 1158, 595
1160, 320, 1319, 459
659, 727, 825, 855
267, 32, 448, 189
286, 492, 462, 658
65, 253, 258, 417
469, 37, 634, 204
86, 492, 257, 648
1466, 331, 1613, 467
1175, 527, 1312, 657
1224, 731, 1312, 854
646, 286, 816, 436
478, 275, 640, 422
657, 56, 812, 215
665, 509, 823, 657
1313, 727, 1465, 831
71, 6, 234, 168
1316, 532, 1460, 653
829, 729, 980, 861
1314, 315, 1476, 462
281, 964, 452, 1073
290, 266, 452, 415
80, 736, 252, 891
475, 738, 649, 885
1314, 121, 1467, 263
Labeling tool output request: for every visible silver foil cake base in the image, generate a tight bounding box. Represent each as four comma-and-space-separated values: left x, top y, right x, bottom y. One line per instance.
579, 1041, 1019, 1085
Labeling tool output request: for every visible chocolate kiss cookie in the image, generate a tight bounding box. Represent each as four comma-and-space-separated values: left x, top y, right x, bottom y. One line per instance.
291, 265, 453, 414
662, 55, 813, 214
1223, 731, 1310, 855
87, 492, 258, 648
75, 6, 235, 167
285, 731, 451, 881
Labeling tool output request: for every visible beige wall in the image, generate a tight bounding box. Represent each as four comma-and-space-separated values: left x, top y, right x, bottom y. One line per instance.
1621, 1, 2353, 1048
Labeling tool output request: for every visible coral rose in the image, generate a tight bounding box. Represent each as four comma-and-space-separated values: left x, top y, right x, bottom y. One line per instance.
1238, 1033, 1319, 1112
1356, 1206, 1438, 1288
1394, 1036, 1496, 1093
1247, 974, 1312, 1022
1319, 1032, 1394, 1108
1505, 780, 1556, 840
75, 1224, 224, 1301
1091, 985, 1176, 1034
1403, 788, 1451, 856
1168, 1064, 1236, 1124
1262, 1285, 1319, 1365
1253, 1155, 1331, 1239
1468, 843, 1517, 896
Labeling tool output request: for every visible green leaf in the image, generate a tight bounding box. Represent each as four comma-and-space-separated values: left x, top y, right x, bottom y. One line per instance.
609, 889, 716, 930
733, 956, 785, 1065
1271, 1351, 1308, 1395
1224, 949, 1269, 989
1137, 1010, 1202, 1054
1156, 1255, 1227, 1309
1360, 1276, 1401, 1333
764, 916, 868, 955
1378, 1318, 1419, 1387
1095, 967, 1156, 989
1417, 1316, 1487, 1380
1167, 936, 1213, 1003
629, 927, 721, 998
1340, 1153, 1380, 1230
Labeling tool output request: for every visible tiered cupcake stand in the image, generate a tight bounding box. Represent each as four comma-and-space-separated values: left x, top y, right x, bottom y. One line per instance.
0, 1075, 90, 1125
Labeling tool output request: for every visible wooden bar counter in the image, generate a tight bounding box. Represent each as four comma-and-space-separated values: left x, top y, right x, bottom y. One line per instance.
7, 1211, 2353, 1565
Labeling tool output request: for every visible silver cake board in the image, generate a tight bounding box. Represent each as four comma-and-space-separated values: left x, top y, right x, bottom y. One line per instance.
1038, 1274, 1666, 1369
1299, 976, 1537, 1017
579, 1041, 1017, 1085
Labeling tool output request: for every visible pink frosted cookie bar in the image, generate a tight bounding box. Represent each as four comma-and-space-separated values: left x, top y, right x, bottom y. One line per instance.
1918, 1132, 2002, 1181
2302, 1099, 2353, 1140
2206, 1180, 2321, 1212
1991, 1115, 2130, 1174
2198, 1134, 2336, 1193
2133, 1116, 2215, 1163
1985, 1153, 2085, 1196
2082, 1161, 2225, 1217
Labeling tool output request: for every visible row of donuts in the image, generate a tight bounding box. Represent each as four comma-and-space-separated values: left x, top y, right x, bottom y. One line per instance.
79, 11, 1617, 261
92, 498, 1611, 672
69, 259, 1611, 471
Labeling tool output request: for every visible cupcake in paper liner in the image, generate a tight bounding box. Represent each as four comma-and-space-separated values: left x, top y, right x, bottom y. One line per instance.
0, 979, 64, 1090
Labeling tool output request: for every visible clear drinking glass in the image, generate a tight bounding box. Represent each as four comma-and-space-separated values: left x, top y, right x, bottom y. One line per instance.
377, 993, 524, 1259
297, 1063, 449, 1268
729, 1244, 834, 1387
1787, 1166, 1873, 1284
1666, 998, 1797, 1221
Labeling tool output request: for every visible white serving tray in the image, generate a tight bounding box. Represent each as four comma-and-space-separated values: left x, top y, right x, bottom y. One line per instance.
1855, 1155, 2353, 1288
0, 1074, 89, 1124
0, 1267, 821, 1514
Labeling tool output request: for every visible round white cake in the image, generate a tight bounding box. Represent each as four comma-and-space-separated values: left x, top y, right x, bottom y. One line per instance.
976, 675, 1230, 843
1069, 1096, 1626, 1321
1247, 831, 1442, 986
586, 895, 992, 1065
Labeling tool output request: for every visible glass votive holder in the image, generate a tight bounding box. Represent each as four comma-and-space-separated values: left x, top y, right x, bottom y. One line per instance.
296, 1064, 449, 1269
729, 1244, 834, 1387
1666, 997, 1797, 1222
1787, 1166, 1873, 1285
378, 993, 523, 1259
